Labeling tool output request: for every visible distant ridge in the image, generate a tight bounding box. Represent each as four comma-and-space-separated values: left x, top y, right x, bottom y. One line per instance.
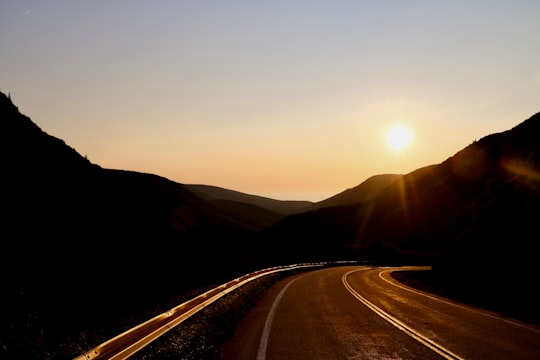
185, 184, 313, 216
308, 174, 403, 210
185, 175, 404, 216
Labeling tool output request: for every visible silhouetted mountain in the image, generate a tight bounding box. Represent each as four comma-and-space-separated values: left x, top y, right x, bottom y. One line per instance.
256, 111, 540, 322
185, 184, 313, 215
354, 114, 540, 264
306, 174, 403, 210
0, 92, 264, 359
185, 174, 403, 220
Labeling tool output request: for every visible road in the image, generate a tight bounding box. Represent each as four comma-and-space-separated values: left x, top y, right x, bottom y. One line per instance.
220, 266, 540, 359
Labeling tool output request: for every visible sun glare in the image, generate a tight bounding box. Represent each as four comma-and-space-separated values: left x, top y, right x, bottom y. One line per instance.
386, 124, 415, 153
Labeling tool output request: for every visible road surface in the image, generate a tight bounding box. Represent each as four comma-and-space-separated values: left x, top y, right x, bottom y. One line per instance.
220, 266, 540, 359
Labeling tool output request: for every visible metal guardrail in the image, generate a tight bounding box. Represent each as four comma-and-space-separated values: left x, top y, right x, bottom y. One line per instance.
74, 263, 323, 360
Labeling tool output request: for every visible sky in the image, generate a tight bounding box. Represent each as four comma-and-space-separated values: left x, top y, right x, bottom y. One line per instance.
1, 1, 539, 201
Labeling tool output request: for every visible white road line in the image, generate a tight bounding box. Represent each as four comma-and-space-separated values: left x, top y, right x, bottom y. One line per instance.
256, 275, 302, 360
343, 269, 464, 360
379, 268, 540, 332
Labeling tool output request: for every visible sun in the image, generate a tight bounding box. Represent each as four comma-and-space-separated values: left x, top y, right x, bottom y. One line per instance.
385, 123, 415, 153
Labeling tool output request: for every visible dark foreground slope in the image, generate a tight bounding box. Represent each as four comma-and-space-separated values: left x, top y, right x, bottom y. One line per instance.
0, 92, 263, 359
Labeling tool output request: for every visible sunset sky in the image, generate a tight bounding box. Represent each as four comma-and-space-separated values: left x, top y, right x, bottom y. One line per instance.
2, 1, 539, 201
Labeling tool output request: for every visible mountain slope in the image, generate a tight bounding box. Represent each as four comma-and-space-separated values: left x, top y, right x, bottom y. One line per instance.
185, 184, 313, 215
306, 174, 403, 210
186, 174, 402, 218
204, 199, 285, 231
259, 111, 540, 262
0, 92, 264, 359
356, 113, 540, 257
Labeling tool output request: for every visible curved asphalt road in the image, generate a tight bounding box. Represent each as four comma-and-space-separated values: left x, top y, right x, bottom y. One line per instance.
220, 266, 540, 360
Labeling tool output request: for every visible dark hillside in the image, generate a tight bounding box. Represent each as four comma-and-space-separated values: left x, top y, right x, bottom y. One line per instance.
0, 92, 261, 359
206, 199, 285, 231
355, 112, 540, 266
250, 204, 363, 266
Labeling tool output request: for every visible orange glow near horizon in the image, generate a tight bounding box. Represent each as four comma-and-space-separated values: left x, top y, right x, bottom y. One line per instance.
2, 2, 538, 201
